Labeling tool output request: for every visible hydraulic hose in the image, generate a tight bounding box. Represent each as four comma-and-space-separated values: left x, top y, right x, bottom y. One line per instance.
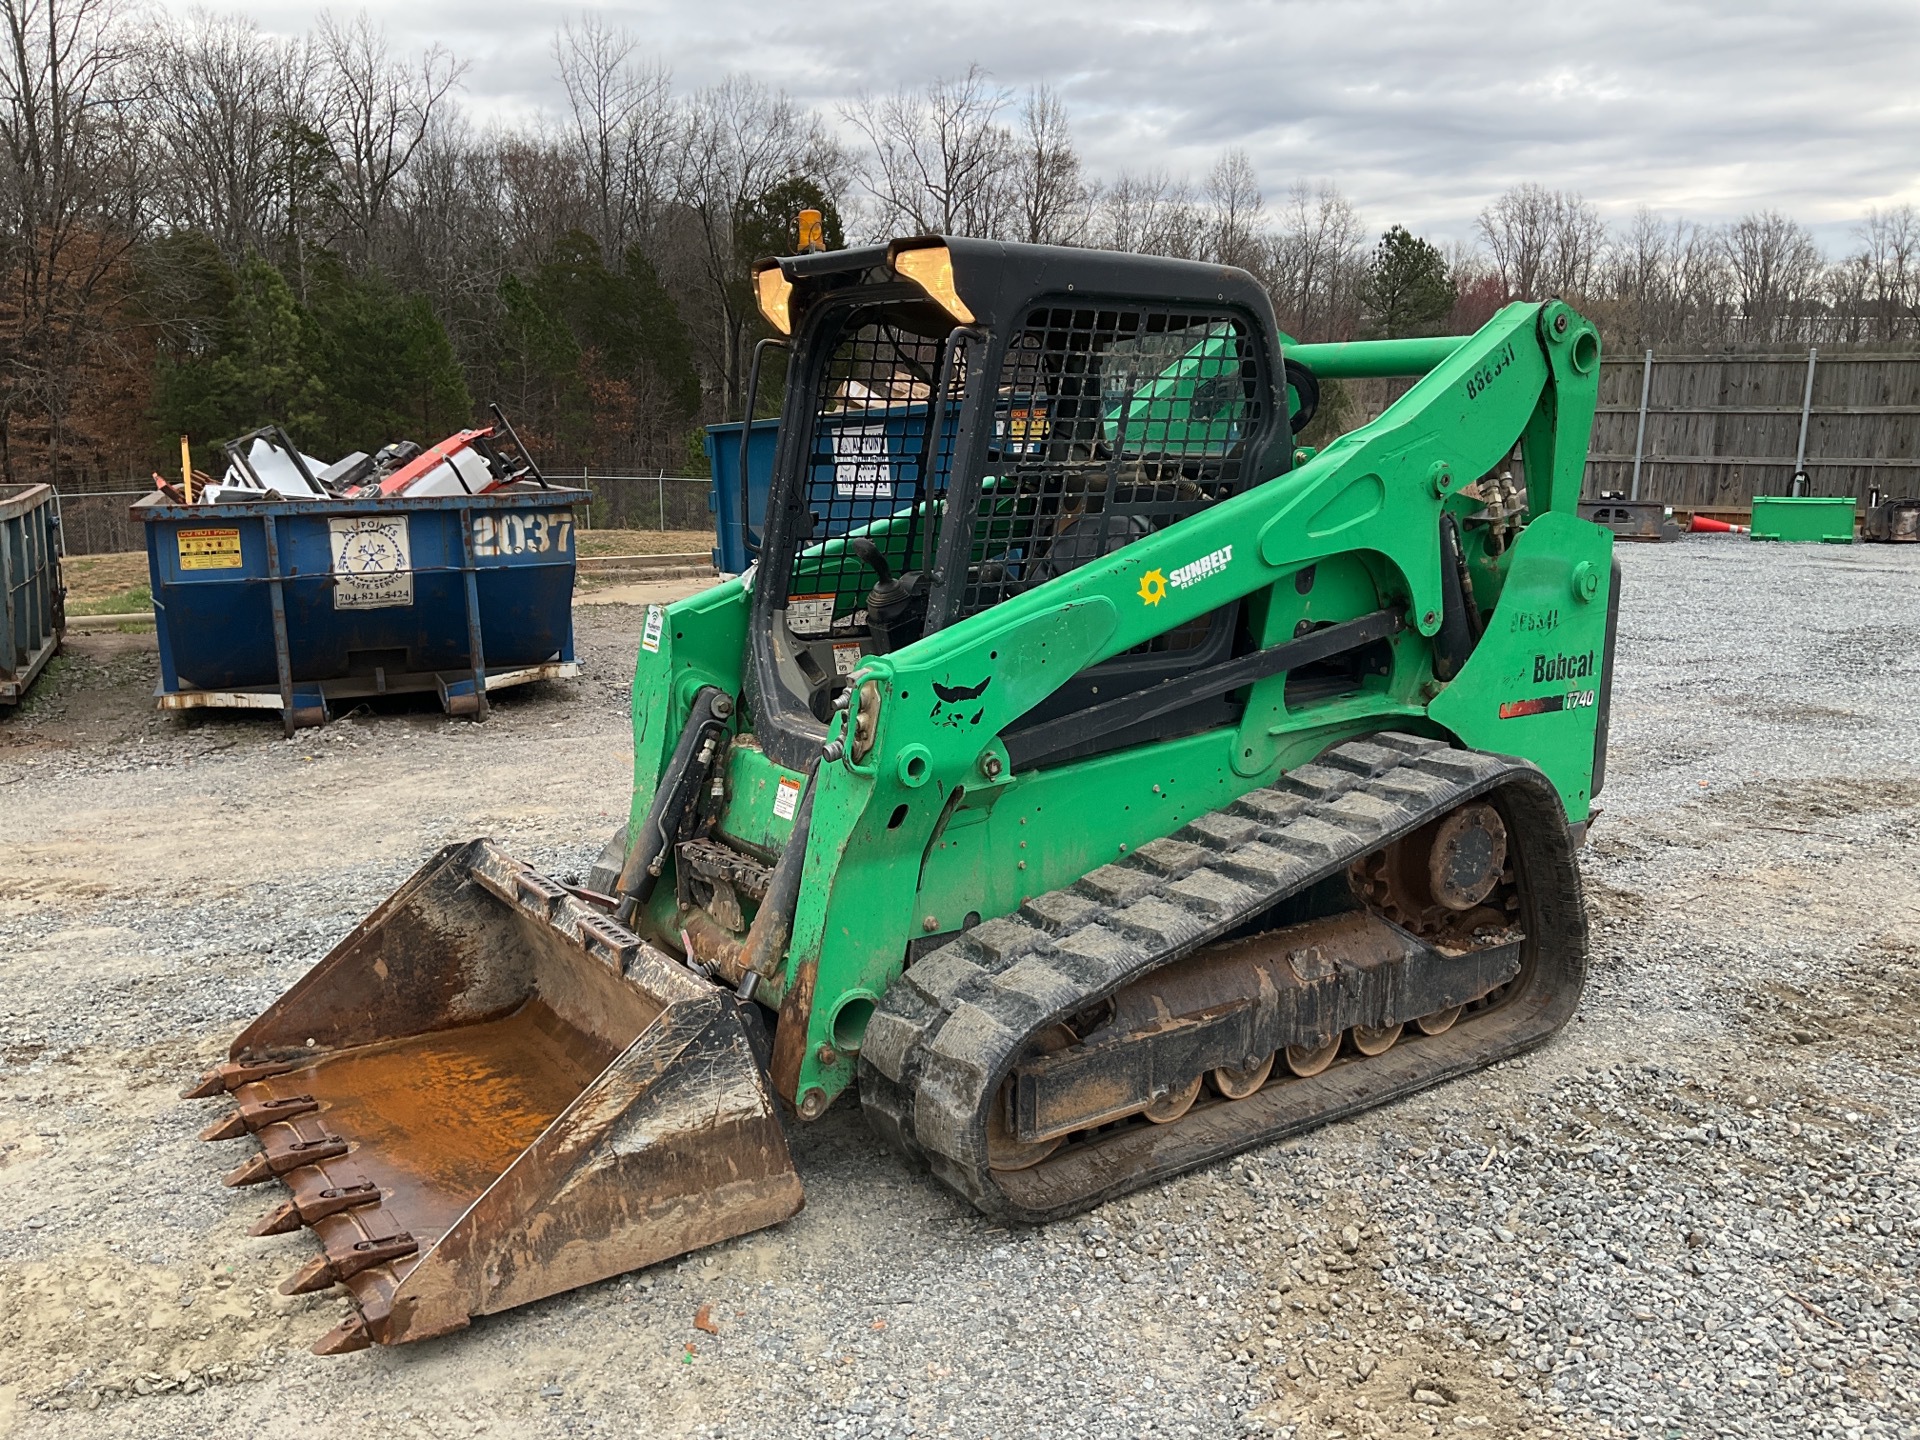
614, 685, 733, 925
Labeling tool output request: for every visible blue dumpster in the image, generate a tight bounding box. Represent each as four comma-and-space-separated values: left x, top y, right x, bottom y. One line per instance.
0, 483, 64, 704
706, 406, 972, 575
704, 418, 780, 575
137, 485, 585, 732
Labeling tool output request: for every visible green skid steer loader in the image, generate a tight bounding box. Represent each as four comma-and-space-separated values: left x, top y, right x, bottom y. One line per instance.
186, 236, 1616, 1353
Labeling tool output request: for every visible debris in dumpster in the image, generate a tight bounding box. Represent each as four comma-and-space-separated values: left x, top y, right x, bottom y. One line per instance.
153, 404, 547, 507
136, 405, 582, 732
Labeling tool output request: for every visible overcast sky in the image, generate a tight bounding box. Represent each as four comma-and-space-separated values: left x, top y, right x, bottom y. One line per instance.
188, 0, 1919, 252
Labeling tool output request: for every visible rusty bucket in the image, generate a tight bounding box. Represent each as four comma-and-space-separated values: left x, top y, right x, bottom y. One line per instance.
185, 840, 804, 1353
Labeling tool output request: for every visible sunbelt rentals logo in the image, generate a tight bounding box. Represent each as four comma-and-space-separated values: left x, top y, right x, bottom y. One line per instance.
1139, 544, 1233, 606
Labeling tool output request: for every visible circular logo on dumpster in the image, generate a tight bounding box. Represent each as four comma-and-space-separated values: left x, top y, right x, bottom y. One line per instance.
337, 528, 406, 574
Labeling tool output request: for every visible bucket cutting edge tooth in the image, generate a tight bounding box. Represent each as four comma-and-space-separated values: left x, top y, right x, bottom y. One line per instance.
250, 1199, 303, 1236
201, 1093, 322, 1140
198, 1110, 250, 1142
222, 1130, 349, 1186
281, 1254, 341, 1296
222, 1151, 282, 1187
281, 1231, 419, 1296
311, 1313, 374, 1356
181, 1059, 298, 1100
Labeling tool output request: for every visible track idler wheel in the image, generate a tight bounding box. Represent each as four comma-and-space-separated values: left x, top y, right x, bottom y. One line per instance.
1210, 1054, 1275, 1100
987, 1025, 1076, 1171
1349, 1022, 1403, 1056
1284, 1035, 1341, 1077
1349, 800, 1512, 940
1144, 1073, 1203, 1124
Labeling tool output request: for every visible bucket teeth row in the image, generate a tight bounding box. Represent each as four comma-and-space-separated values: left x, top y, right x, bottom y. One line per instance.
180, 1058, 298, 1100
195, 1088, 416, 1352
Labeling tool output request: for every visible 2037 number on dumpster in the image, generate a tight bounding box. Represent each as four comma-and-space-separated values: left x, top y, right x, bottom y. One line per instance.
472, 511, 573, 560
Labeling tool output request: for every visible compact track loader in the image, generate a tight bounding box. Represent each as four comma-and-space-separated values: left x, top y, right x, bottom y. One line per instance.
188, 236, 1617, 1352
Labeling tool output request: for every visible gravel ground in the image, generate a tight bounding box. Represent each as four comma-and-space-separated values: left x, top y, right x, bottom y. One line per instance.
1, 538, 1916, 1440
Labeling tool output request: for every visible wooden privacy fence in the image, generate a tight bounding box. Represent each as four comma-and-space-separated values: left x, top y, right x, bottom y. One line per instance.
1584, 350, 1920, 509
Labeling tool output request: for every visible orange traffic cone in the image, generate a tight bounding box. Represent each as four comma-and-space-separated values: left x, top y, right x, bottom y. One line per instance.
1689, 514, 1747, 534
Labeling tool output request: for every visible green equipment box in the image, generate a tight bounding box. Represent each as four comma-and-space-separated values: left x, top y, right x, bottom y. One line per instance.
1750, 495, 1856, 544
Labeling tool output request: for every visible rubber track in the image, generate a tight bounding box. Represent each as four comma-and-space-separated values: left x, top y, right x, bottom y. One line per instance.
858, 732, 1588, 1224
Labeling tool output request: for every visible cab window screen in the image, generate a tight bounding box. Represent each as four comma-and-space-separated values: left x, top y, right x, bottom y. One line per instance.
957, 305, 1263, 626
783, 303, 965, 642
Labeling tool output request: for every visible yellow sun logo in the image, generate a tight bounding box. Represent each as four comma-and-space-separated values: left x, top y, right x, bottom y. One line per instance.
1138, 568, 1167, 606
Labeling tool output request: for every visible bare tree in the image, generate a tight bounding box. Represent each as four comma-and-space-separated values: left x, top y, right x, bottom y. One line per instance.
1476, 183, 1604, 301
1848, 206, 1919, 343
553, 16, 676, 261
1202, 147, 1263, 269
314, 12, 462, 269
0, 0, 144, 482
1720, 210, 1824, 344
1265, 180, 1363, 339
147, 13, 307, 263
1010, 85, 1089, 246
1095, 169, 1203, 258
845, 65, 1014, 238
680, 74, 847, 409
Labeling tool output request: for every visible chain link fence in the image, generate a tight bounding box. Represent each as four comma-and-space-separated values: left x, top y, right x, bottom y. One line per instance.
53, 490, 149, 557
569, 474, 713, 533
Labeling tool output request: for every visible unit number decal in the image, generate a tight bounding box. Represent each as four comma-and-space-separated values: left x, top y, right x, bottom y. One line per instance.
1499, 689, 1596, 719
641, 604, 665, 654
472, 511, 573, 559
1465, 341, 1517, 401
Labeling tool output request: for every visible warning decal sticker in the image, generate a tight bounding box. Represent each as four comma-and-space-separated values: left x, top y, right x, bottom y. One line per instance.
177, 527, 243, 570
787, 594, 836, 636
772, 775, 804, 821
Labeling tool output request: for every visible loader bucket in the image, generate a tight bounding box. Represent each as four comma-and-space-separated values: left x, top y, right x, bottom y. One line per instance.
184, 839, 804, 1354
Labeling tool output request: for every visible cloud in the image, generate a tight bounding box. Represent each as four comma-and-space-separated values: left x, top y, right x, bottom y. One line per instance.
172, 0, 1920, 250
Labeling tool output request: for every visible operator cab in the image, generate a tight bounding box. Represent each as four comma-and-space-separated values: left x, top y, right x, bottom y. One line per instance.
744, 237, 1297, 774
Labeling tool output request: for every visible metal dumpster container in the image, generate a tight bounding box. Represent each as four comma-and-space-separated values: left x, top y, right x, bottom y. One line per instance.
0, 483, 64, 704
705, 404, 973, 576
1750, 495, 1856, 544
704, 417, 779, 575
137, 485, 585, 733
